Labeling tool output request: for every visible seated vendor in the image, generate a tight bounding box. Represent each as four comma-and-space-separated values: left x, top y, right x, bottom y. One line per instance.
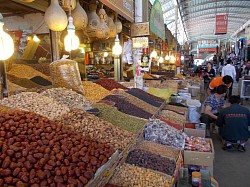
216, 95, 250, 152
200, 85, 228, 137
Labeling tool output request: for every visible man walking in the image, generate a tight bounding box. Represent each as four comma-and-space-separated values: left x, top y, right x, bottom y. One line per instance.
222, 59, 236, 98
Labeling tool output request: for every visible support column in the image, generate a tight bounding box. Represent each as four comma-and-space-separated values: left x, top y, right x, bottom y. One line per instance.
50, 30, 60, 61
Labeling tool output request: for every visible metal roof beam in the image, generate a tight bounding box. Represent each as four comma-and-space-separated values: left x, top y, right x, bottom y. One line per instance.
231, 19, 250, 37
179, 0, 250, 7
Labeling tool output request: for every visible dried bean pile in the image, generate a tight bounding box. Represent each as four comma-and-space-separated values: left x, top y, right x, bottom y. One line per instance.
114, 90, 158, 115
126, 149, 176, 175
109, 163, 172, 187
0, 92, 70, 120
93, 103, 146, 134
163, 105, 187, 115
8, 64, 50, 80
105, 184, 122, 187
0, 110, 114, 186
144, 119, 186, 149
57, 109, 134, 151
126, 88, 163, 107
160, 110, 186, 125
41, 87, 93, 109
102, 95, 152, 119
136, 141, 179, 160
95, 79, 128, 91
82, 81, 112, 102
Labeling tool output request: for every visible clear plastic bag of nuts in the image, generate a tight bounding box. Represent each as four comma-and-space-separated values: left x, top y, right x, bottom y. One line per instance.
50, 57, 84, 94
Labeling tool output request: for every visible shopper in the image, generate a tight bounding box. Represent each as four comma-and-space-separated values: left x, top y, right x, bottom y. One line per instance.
200, 85, 228, 137
207, 75, 233, 96
222, 59, 236, 98
216, 95, 250, 152
203, 62, 215, 94
218, 61, 224, 76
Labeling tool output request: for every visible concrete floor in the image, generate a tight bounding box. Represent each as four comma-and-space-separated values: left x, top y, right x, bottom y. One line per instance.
208, 82, 250, 187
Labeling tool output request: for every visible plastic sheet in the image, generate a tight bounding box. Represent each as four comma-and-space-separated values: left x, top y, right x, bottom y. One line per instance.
50, 58, 84, 94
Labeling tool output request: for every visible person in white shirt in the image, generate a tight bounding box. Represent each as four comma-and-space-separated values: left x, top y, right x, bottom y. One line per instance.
222, 59, 236, 98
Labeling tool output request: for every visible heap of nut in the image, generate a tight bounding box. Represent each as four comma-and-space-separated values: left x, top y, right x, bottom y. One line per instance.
0, 110, 114, 186
108, 163, 172, 187
0, 92, 70, 120
41, 87, 93, 109
56, 109, 135, 151
160, 110, 186, 125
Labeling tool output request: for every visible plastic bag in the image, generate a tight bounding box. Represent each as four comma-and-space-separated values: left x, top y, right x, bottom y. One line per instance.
188, 107, 201, 123
50, 57, 84, 94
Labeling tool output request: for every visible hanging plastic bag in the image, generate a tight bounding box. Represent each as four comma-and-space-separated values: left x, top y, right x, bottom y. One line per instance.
50, 56, 84, 94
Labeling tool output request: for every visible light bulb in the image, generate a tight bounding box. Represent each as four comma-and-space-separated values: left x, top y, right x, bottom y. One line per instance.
104, 52, 109, 57
112, 35, 122, 56
0, 14, 14, 60
150, 50, 157, 58
165, 55, 170, 60
159, 56, 164, 63
33, 35, 40, 42
64, 16, 80, 52
170, 56, 176, 61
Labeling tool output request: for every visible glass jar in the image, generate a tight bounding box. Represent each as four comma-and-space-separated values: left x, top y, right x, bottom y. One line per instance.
192, 172, 201, 187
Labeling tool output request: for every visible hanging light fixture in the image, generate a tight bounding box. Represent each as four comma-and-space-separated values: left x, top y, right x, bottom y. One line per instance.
32, 34, 40, 42
165, 55, 170, 60
112, 34, 122, 56
64, 16, 80, 52
158, 56, 164, 63
0, 13, 14, 60
150, 50, 157, 58
104, 52, 109, 57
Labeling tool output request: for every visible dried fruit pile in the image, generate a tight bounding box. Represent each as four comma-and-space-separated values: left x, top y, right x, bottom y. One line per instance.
126, 149, 176, 176
95, 79, 128, 91
160, 110, 186, 125
0, 110, 114, 186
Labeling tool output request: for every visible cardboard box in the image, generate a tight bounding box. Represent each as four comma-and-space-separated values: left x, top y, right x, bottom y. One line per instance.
184, 138, 214, 167
184, 127, 206, 138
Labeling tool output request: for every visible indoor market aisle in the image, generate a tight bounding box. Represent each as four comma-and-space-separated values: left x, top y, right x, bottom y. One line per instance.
212, 82, 250, 187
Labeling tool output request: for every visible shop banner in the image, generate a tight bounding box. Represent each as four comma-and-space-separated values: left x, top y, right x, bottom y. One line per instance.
215, 14, 228, 35
132, 37, 149, 48
100, 0, 134, 22
199, 48, 219, 53
197, 39, 219, 49
246, 26, 250, 46
131, 22, 150, 37
149, 0, 165, 40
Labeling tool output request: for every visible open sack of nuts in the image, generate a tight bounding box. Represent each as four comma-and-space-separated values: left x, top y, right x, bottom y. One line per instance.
0, 110, 115, 186
50, 58, 84, 95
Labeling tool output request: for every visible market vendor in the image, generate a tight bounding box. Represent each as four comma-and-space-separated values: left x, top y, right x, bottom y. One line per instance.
206, 75, 233, 96
200, 85, 228, 137
216, 95, 250, 152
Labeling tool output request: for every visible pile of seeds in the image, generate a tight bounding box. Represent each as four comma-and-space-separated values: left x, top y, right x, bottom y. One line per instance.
102, 95, 152, 119
126, 88, 163, 107
82, 81, 112, 102
93, 103, 146, 134
0, 92, 70, 120
41, 87, 93, 109
7, 74, 41, 89
160, 110, 186, 125
56, 109, 134, 151
109, 163, 172, 187
114, 90, 158, 114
